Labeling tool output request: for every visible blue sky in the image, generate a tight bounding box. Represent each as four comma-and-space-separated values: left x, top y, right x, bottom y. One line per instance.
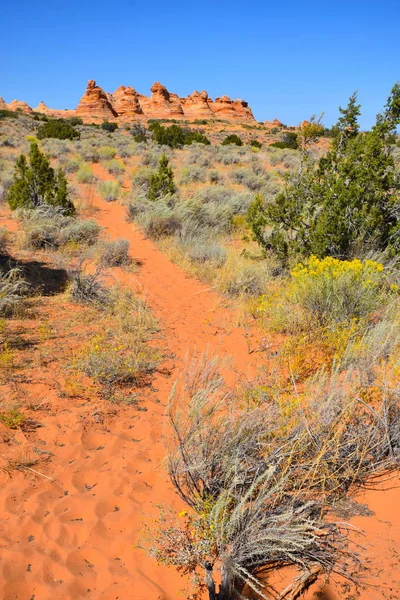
1, 0, 399, 128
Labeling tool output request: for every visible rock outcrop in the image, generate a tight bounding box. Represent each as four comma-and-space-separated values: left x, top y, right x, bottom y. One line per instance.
78, 80, 256, 122
265, 118, 283, 129
76, 80, 117, 120
0, 97, 8, 110
1, 80, 257, 123
7, 100, 32, 113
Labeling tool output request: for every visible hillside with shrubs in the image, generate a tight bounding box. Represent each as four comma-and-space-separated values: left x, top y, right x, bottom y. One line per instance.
0, 83, 400, 600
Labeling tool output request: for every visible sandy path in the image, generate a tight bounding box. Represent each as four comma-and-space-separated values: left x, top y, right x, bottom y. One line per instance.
0, 165, 399, 599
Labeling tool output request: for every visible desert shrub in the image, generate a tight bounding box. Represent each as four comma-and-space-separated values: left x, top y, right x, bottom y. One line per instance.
69, 264, 109, 305
270, 131, 299, 149
79, 142, 100, 163
147, 353, 400, 599
208, 169, 224, 184
147, 155, 176, 201
77, 331, 159, 386
0, 408, 25, 429
221, 260, 268, 296
63, 159, 80, 174
60, 219, 100, 246
222, 134, 243, 146
96, 239, 130, 267
250, 139, 262, 148
98, 146, 117, 160
131, 167, 155, 192
185, 147, 211, 168
229, 168, 265, 190
251, 86, 400, 261
214, 148, 241, 165
0, 228, 8, 254
19, 205, 100, 249
264, 256, 398, 333
101, 122, 118, 132
76, 164, 97, 184
40, 138, 71, 158
179, 166, 207, 185
0, 269, 28, 315
137, 203, 182, 239
0, 161, 14, 202
104, 159, 125, 175
149, 122, 210, 148
0, 109, 20, 120
97, 180, 121, 202
7, 142, 74, 214
131, 123, 148, 143
36, 119, 80, 141
178, 229, 227, 266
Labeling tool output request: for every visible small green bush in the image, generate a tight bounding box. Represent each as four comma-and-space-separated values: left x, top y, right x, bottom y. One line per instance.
7, 142, 74, 214
37, 119, 80, 141
76, 164, 97, 184
105, 159, 125, 175
250, 139, 262, 149
98, 146, 117, 160
269, 132, 298, 150
101, 122, 118, 132
222, 134, 243, 146
148, 155, 176, 201
97, 180, 121, 202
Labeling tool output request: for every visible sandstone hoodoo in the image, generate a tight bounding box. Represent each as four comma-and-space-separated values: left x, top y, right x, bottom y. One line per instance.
76, 79, 117, 120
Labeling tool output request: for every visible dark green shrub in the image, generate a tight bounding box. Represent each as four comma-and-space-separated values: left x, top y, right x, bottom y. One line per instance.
36, 119, 80, 141
68, 117, 83, 126
269, 132, 298, 150
149, 122, 210, 148
131, 123, 148, 142
250, 139, 262, 149
147, 155, 176, 201
7, 142, 75, 214
0, 110, 19, 120
222, 134, 243, 146
101, 121, 118, 132
248, 84, 400, 261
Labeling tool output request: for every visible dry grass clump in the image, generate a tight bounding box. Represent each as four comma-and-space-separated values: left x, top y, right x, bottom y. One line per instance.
17, 206, 101, 250
97, 180, 121, 202
68, 263, 110, 305
147, 352, 400, 600
76, 163, 97, 184
75, 286, 160, 392
0, 269, 29, 316
94, 238, 131, 267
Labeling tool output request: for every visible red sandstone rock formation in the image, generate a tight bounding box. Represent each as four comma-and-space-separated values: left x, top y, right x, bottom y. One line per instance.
1, 79, 258, 123
7, 100, 32, 113
265, 118, 283, 128
76, 80, 117, 120
0, 97, 8, 110
111, 85, 143, 119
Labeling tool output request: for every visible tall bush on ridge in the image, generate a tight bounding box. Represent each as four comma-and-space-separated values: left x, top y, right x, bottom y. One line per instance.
7, 142, 75, 214
247, 84, 400, 261
147, 154, 176, 201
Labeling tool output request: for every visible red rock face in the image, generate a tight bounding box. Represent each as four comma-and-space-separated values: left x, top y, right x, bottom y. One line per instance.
0, 97, 8, 110
76, 80, 117, 120
111, 86, 143, 119
265, 118, 283, 128
7, 100, 32, 113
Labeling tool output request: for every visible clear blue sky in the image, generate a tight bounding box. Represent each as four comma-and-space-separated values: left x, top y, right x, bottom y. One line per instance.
1, 0, 399, 128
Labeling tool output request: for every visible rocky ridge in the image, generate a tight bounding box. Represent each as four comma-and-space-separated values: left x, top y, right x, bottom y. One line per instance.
2, 79, 257, 123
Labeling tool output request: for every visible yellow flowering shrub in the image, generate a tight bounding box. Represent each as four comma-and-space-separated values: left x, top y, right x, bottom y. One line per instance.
264, 256, 397, 333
